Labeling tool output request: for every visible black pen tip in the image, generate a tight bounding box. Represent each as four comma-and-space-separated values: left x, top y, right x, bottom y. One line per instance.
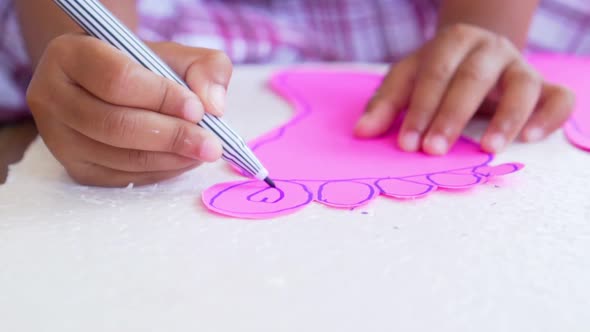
264, 177, 276, 188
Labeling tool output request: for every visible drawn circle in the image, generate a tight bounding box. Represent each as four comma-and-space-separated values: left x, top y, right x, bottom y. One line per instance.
317, 180, 376, 207
204, 180, 313, 218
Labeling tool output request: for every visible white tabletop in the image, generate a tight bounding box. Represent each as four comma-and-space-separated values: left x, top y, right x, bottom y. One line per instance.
1, 65, 589, 332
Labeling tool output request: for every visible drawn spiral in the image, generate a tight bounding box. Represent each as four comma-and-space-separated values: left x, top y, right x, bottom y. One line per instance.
204, 180, 314, 218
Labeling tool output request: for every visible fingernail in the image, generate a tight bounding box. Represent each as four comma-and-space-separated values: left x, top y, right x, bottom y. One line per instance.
183, 98, 204, 123
199, 136, 222, 161
399, 131, 421, 151
425, 135, 448, 155
209, 84, 226, 115
524, 127, 544, 142
486, 133, 506, 152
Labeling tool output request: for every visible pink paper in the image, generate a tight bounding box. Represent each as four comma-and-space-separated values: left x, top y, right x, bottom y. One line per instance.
529, 54, 590, 151
202, 69, 523, 219
202, 69, 522, 219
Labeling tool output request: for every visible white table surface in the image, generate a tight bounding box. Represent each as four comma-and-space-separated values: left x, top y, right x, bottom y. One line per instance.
1, 65, 589, 332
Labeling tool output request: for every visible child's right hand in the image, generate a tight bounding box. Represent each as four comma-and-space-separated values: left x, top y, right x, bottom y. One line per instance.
27, 33, 233, 187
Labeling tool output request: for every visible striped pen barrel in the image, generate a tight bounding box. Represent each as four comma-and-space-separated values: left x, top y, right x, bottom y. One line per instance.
52, 0, 275, 187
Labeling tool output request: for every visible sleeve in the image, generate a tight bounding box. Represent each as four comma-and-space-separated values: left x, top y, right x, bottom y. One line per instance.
0, 0, 32, 122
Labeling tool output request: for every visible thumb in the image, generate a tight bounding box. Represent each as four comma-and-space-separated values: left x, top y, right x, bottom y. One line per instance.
150, 42, 233, 117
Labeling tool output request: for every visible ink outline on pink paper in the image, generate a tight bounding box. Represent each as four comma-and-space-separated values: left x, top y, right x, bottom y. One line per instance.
565, 117, 590, 151
528, 54, 590, 152
202, 69, 524, 219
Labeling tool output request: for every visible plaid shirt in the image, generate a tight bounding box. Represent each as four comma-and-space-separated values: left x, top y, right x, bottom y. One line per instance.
1, 0, 590, 119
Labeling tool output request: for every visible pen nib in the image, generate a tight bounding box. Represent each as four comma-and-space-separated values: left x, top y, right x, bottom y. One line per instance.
264, 177, 276, 188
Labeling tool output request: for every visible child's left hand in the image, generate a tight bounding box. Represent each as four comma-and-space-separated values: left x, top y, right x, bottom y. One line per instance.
355, 23, 575, 155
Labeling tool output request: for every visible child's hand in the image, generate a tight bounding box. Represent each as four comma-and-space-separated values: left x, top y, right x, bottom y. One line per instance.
27, 33, 232, 186
355, 23, 575, 155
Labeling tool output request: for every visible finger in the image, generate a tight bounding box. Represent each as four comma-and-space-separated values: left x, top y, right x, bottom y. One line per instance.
400, 25, 481, 151
354, 54, 418, 138
152, 42, 233, 117
423, 40, 513, 155
67, 161, 198, 187
521, 84, 575, 142
56, 82, 222, 161
481, 61, 542, 153
55, 34, 204, 123
94, 147, 201, 173
42, 116, 201, 173
69, 127, 201, 172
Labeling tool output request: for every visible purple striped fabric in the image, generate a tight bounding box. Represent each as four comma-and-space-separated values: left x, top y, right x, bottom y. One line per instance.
1, 0, 590, 120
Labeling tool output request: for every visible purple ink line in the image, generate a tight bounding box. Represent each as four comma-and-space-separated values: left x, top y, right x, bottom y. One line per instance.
250, 69, 496, 179
568, 118, 585, 136
317, 180, 376, 206
426, 172, 483, 187
250, 70, 387, 151
374, 178, 434, 197
473, 163, 521, 177
246, 160, 497, 184
247, 185, 285, 203
250, 73, 315, 151
210, 70, 523, 216
209, 180, 314, 215
209, 161, 522, 215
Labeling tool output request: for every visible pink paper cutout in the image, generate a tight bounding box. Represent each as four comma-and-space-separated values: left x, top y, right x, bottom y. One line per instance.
528, 54, 590, 151
202, 69, 523, 219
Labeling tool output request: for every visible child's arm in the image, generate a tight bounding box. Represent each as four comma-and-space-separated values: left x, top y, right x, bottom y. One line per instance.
17, 1, 232, 187
15, 0, 138, 65
356, 0, 574, 155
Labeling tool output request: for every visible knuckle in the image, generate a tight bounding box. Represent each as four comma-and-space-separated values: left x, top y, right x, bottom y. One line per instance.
155, 79, 172, 113
456, 63, 489, 83
102, 60, 133, 100
102, 110, 137, 141
168, 124, 189, 153
425, 61, 455, 81
128, 150, 151, 169
488, 34, 514, 53
26, 75, 61, 117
